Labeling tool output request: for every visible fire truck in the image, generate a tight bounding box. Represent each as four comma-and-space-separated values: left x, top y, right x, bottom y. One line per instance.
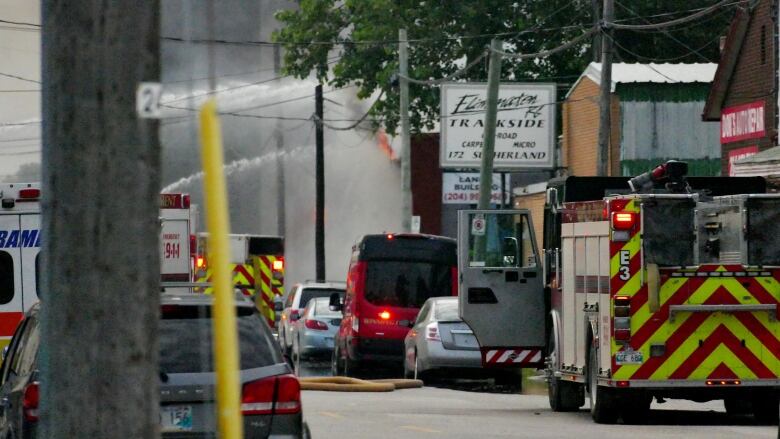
194, 234, 285, 327
459, 161, 780, 423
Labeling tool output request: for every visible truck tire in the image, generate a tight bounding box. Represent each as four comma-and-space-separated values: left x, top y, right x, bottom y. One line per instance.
588, 346, 618, 424
547, 334, 584, 411
331, 345, 344, 376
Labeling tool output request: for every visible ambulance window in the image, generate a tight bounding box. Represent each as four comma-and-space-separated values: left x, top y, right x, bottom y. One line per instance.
0, 252, 13, 305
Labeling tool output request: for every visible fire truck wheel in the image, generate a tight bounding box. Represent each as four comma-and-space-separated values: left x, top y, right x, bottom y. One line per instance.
547, 334, 584, 411
588, 347, 618, 424
751, 391, 779, 424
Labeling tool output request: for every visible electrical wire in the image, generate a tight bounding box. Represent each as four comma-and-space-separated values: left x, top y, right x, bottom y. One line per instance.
0, 72, 40, 84
610, 0, 735, 31
490, 27, 598, 59
398, 51, 488, 86
320, 90, 385, 131
0, 19, 39, 27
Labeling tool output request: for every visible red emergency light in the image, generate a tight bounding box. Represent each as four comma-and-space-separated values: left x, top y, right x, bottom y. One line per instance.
611, 212, 637, 231
196, 257, 205, 268
379, 311, 391, 320
18, 188, 40, 200
273, 258, 284, 271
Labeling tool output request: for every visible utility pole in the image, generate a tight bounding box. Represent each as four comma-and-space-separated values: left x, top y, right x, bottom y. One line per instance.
274, 46, 286, 238
477, 39, 503, 211
399, 28, 412, 232
40, 2, 160, 438
597, 0, 614, 177
315, 84, 325, 281
592, 0, 602, 62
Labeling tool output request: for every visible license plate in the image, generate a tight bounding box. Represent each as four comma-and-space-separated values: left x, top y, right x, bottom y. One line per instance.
160, 405, 193, 432
616, 349, 643, 365
454, 334, 478, 347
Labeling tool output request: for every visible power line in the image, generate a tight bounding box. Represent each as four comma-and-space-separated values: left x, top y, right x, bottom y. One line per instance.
610, 0, 735, 31
0, 89, 40, 93
399, 51, 488, 86
0, 72, 40, 84
608, 26, 725, 62
490, 27, 598, 59
320, 90, 385, 131
0, 136, 40, 143
0, 19, 39, 27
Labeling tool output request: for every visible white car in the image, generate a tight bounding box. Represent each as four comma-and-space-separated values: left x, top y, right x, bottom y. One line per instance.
278, 281, 345, 355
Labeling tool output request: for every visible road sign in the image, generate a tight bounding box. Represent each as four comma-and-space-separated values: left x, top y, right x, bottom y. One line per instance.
136, 82, 163, 119
471, 214, 486, 236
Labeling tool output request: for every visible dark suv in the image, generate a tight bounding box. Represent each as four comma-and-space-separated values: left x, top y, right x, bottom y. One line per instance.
0, 295, 309, 438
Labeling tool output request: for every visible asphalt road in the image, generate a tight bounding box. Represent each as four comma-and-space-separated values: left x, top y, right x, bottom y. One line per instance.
299, 363, 777, 439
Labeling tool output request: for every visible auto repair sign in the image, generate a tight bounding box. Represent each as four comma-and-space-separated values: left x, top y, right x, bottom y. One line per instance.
720, 101, 765, 143
440, 83, 555, 169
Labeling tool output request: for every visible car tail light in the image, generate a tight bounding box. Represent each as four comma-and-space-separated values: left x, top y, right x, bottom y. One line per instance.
290, 309, 300, 321
304, 319, 328, 330
425, 322, 440, 341
182, 194, 191, 208
611, 212, 637, 231
386, 234, 394, 240
241, 374, 301, 415
23, 382, 39, 422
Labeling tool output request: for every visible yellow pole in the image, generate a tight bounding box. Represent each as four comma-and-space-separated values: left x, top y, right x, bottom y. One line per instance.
199, 99, 244, 439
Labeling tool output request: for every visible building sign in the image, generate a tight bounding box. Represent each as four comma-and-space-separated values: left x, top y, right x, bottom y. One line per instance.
440, 83, 555, 169
442, 173, 507, 204
727, 145, 759, 176
721, 101, 765, 143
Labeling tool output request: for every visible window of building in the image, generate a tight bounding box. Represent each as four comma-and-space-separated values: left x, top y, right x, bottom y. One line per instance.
761, 25, 767, 65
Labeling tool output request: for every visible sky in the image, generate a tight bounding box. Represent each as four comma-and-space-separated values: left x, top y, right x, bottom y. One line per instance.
0, 0, 41, 181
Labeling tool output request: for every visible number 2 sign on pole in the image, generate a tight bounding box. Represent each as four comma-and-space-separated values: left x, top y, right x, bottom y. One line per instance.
136, 82, 163, 119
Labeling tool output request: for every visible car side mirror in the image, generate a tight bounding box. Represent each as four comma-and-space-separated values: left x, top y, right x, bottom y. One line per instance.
329, 292, 343, 312
274, 301, 284, 312
502, 237, 519, 267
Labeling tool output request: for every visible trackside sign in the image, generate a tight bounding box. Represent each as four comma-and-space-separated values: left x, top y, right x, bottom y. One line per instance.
440, 83, 555, 169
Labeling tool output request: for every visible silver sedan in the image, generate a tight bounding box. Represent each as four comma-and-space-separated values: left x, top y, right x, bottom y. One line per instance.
291, 297, 342, 367
403, 296, 484, 379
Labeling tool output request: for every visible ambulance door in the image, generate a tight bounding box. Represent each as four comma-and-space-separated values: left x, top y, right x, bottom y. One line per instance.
0, 214, 23, 347
458, 210, 545, 367
19, 214, 40, 310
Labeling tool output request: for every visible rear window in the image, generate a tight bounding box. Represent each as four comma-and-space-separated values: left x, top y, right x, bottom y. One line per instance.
433, 300, 460, 322
313, 298, 341, 318
159, 305, 280, 373
364, 260, 452, 308
299, 288, 343, 309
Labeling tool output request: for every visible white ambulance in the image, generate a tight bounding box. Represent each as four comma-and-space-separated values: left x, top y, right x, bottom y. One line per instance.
159, 193, 196, 294
0, 183, 41, 348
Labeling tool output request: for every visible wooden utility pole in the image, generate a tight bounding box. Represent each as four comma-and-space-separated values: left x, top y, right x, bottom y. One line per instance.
315, 84, 325, 281
399, 29, 412, 232
477, 39, 503, 211
597, 0, 614, 176
40, 2, 161, 438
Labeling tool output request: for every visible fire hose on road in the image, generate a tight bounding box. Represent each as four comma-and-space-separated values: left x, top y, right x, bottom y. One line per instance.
298, 377, 424, 392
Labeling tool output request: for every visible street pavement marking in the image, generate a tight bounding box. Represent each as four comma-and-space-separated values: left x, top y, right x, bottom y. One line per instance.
318, 411, 344, 419
400, 425, 442, 434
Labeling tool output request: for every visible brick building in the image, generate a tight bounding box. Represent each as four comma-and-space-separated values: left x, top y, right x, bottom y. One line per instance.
702, 0, 778, 175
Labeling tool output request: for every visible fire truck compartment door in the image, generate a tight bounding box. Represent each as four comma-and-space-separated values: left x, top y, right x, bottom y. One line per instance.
458, 210, 545, 366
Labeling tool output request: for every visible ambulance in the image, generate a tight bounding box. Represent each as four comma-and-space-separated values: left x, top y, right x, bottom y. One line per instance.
0, 183, 41, 348
159, 193, 196, 294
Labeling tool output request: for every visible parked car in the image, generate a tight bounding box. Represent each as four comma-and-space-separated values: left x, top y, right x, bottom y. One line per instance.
0, 294, 310, 438
291, 297, 342, 369
331, 233, 457, 377
0, 302, 41, 439
403, 297, 521, 391
279, 281, 345, 355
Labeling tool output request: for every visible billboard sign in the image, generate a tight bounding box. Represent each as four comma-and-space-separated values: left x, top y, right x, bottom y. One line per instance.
727, 145, 759, 176
721, 101, 765, 144
442, 173, 508, 204
440, 83, 555, 169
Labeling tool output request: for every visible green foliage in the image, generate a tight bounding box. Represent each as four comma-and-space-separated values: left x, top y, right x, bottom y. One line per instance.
274, 0, 733, 134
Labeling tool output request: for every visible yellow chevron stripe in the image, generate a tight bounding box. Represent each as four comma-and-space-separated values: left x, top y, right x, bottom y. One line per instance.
649, 314, 765, 380
693, 344, 757, 380
609, 232, 641, 278
629, 277, 687, 341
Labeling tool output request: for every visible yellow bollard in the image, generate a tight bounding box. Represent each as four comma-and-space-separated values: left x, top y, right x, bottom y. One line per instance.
199, 99, 244, 439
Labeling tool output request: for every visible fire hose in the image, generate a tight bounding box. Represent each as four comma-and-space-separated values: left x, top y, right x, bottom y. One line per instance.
298, 376, 424, 392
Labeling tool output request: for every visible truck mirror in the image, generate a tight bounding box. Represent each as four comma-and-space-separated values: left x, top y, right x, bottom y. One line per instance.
502, 237, 519, 267
329, 292, 343, 312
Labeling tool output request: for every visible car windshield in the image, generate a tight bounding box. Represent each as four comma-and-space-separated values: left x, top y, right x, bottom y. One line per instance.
433, 300, 461, 322
300, 288, 343, 309
364, 260, 452, 308
312, 298, 341, 318
159, 305, 280, 374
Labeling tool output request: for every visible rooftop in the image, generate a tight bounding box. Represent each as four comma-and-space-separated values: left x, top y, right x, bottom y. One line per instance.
568, 62, 717, 97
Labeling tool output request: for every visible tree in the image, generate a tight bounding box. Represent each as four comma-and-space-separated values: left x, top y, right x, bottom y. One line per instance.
274, 0, 734, 134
